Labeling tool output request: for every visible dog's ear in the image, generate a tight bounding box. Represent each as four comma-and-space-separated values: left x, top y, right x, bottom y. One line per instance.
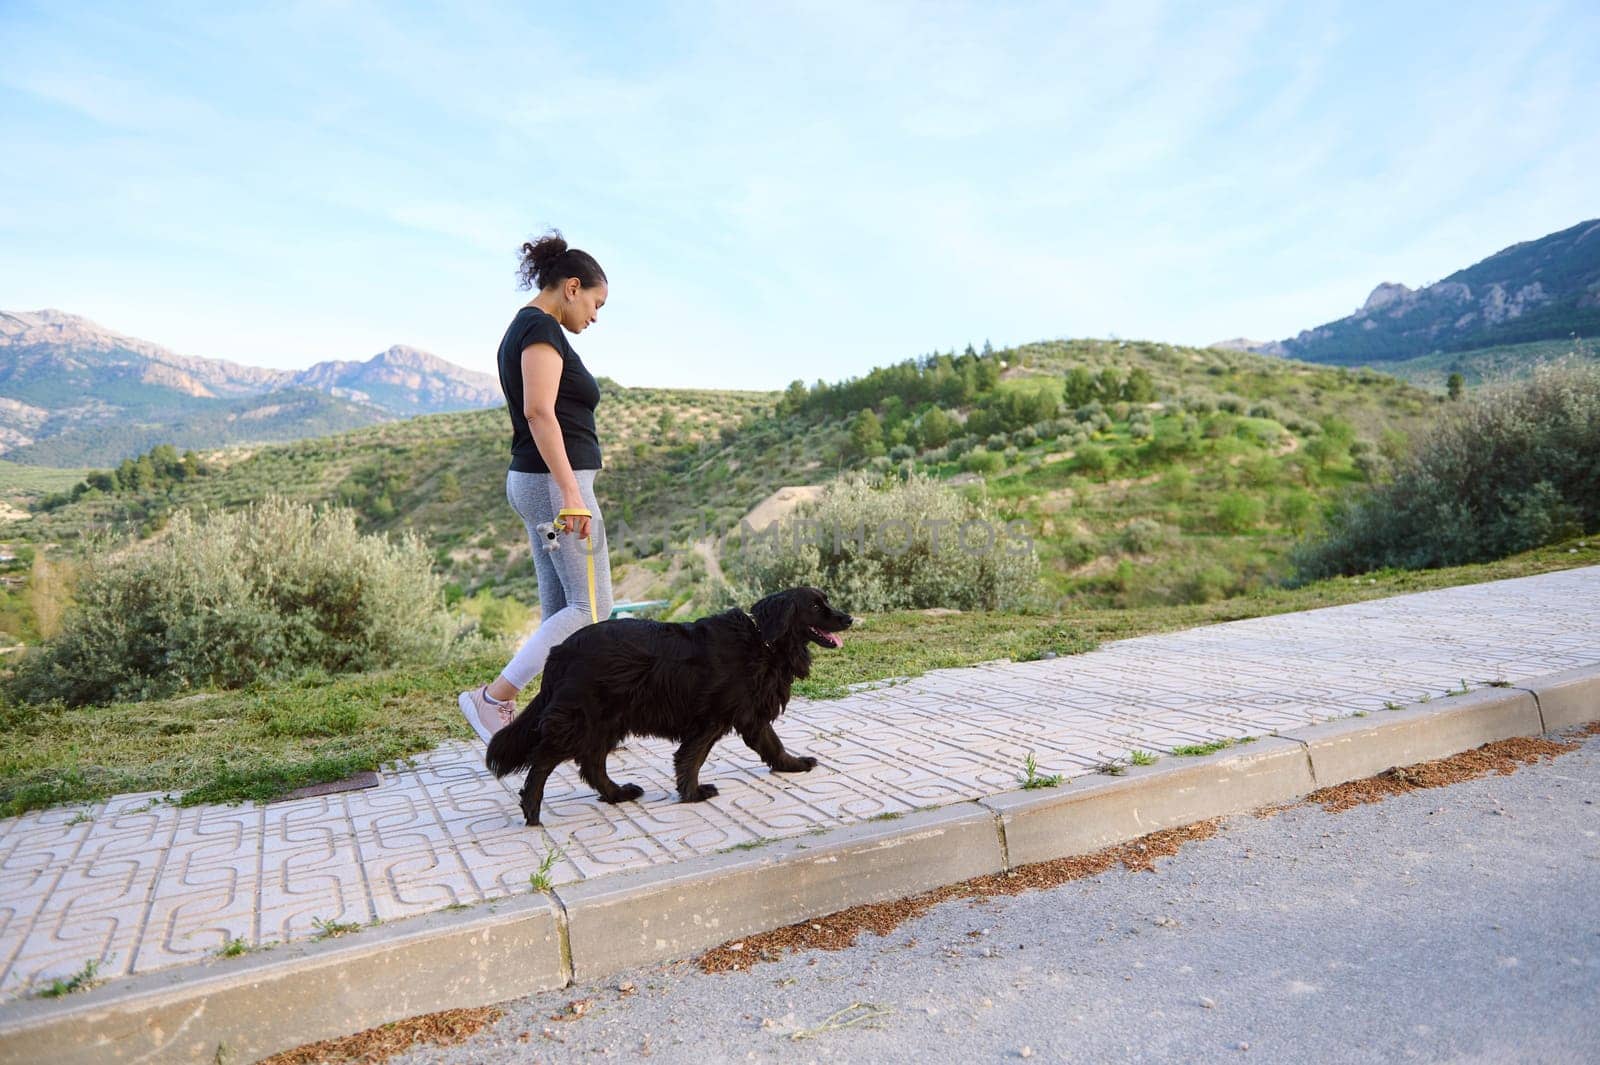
751, 590, 797, 645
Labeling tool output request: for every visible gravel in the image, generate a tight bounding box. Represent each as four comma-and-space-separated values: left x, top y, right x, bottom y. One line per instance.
377, 728, 1600, 1065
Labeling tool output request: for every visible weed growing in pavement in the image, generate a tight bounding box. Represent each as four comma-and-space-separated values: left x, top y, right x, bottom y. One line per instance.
529, 845, 566, 892
38, 958, 100, 998
721, 837, 780, 853
1094, 757, 1128, 776
311, 916, 361, 940
1129, 749, 1157, 766
1171, 738, 1233, 757
216, 936, 250, 958
1019, 752, 1064, 789
1384, 701, 1402, 711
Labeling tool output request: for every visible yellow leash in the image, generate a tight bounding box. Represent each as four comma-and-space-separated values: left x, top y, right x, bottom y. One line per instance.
556, 507, 598, 623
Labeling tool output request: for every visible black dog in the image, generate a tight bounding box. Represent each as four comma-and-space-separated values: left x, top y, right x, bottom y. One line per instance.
485, 586, 854, 825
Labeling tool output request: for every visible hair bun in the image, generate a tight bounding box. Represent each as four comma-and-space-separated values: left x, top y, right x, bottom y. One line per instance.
516, 229, 606, 292
528, 232, 568, 265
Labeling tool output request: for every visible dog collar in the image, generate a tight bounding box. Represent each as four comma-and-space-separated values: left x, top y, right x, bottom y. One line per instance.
741, 610, 775, 652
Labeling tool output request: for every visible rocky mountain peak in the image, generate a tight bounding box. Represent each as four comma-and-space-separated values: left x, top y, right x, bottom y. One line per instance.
1361, 282, 1413, 314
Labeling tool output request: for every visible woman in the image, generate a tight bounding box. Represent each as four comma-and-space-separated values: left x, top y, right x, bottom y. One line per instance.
458, 231, 614, 742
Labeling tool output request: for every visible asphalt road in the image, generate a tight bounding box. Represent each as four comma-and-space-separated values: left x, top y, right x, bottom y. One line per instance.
390, 730, 1600, 1065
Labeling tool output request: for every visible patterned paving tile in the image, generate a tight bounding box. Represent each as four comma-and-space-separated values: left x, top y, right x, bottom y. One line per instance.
0, 566, 1595, 1000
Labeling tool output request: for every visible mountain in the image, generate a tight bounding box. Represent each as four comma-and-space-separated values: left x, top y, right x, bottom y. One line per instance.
1223, 219, 1600, 366
0, 309, 501, 463
288, 344, 501, 416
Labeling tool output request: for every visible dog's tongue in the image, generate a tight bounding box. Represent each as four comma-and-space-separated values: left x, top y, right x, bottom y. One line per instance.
812, 627, 844, 648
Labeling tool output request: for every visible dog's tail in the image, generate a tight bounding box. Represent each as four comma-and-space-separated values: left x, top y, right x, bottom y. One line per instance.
485, 683, 551, 778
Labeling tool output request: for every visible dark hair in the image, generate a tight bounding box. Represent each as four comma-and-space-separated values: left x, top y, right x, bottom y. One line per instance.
518, 230, 607, 291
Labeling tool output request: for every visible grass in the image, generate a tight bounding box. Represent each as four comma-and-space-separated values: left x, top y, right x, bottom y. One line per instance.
1094, 757, 1128, 776
1170, 738, 1235, 757
216, 936, 250, 958
311, 916, 362, 940
0, 537, 1594, 818
528, 845, 565, 893
1018, 751, 1064, 790
37, 958, 100, 998
0, 459, 91, 502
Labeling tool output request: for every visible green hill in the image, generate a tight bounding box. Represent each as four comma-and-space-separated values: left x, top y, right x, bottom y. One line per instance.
2, 337, 1446, 638
1340, 337, 1599, 391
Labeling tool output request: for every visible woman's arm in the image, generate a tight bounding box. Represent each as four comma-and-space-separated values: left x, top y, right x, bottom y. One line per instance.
522, 343, 591, 539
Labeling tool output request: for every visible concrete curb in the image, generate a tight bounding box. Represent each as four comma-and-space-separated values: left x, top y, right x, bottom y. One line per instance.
560, 803, 1004, 982
0, 892, 564, 1065
1514, 662, 1600, 732
5, 661, 1596, 1064
979, 737, 1314, 867
1282, 687, 1541, 788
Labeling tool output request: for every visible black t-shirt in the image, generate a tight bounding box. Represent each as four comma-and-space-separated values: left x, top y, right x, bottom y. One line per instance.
497, 307, 603, 473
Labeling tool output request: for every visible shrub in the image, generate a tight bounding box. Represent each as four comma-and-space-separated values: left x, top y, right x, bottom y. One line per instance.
11, 499, 459, 706
726, 473, 1039, 612
1074, 445, 1113, 479
961, 449, 1004, 474
460, 589, 533, 640
1177, 563, 1236, 604
1294, 366, 1600, 579
944, 435, 976, 461
1214, 492, 1265, 532
1118, 518, 1170, 555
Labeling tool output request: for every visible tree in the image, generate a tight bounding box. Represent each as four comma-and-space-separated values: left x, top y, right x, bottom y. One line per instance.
1095, 367, 1123, 402
849, 409, 885, 459
1123, 367, 1156, 403
1063, 367, 1097, 407
1447, 373, 1464, 401
782, 379, 808, 413
919, 407, 953, 449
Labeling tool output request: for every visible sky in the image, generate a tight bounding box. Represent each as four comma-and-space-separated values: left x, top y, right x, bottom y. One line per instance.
1, 1, 1597, 391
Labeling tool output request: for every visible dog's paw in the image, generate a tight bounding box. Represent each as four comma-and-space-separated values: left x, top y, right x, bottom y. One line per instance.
681, 783, 719, 802
604, 783, 645, 803
774, 755, 818, 773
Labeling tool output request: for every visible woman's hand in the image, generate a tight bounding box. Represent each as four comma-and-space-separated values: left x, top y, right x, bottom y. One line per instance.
560, 496, 592, 540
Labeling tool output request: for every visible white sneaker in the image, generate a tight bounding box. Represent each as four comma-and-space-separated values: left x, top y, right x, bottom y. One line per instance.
457, 686, 514, 744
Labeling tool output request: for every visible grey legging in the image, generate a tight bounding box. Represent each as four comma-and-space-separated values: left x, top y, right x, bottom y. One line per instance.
499, 469, 614, 690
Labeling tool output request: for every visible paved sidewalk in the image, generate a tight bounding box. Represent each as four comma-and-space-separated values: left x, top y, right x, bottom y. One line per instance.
2, 566, 1596, 1002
